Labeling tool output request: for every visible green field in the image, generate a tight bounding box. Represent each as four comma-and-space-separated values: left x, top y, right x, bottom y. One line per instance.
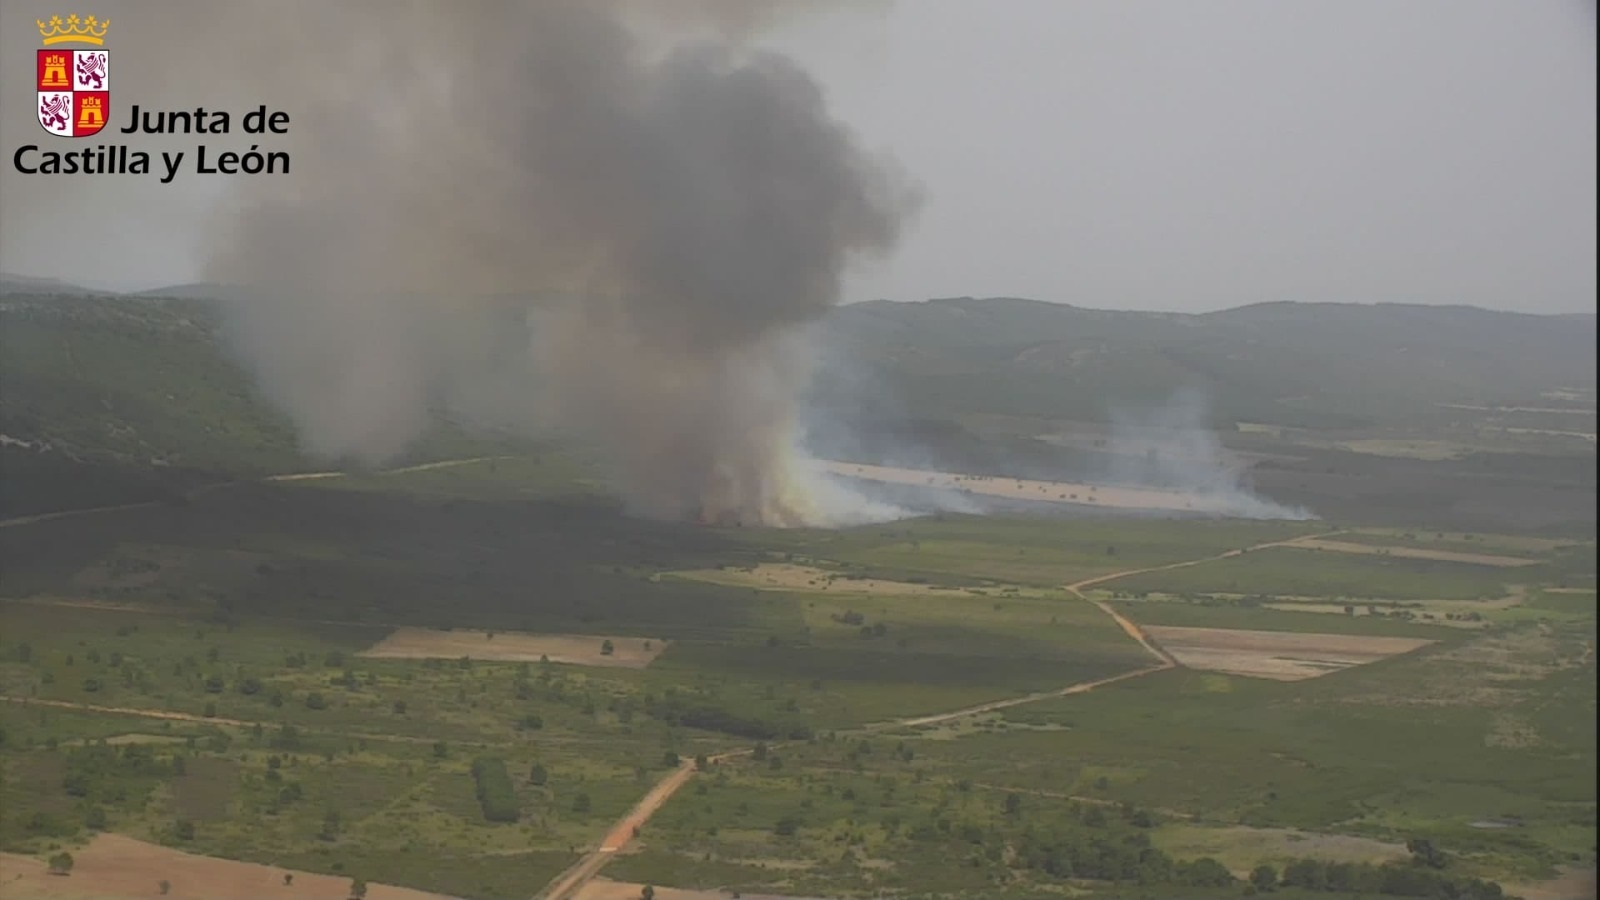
1, 461, 1588, 899
1107, 545, 1518, 601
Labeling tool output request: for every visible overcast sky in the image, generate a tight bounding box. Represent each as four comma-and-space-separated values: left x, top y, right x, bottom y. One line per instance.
1, 0, 1594, 313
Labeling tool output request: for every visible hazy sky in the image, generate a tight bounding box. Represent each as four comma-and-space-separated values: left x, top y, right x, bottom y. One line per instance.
1, 0, 1594, 313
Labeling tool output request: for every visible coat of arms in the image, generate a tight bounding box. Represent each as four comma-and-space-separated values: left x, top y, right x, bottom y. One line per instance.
36, 13, 110, 138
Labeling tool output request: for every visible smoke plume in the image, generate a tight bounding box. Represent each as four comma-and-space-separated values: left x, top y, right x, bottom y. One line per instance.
1101, 389, 1313, 520
7, 1, 917, 526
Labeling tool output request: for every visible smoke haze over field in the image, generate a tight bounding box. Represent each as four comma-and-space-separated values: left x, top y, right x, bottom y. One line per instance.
1101, 390, 1312, 520
0, 1, 916, 525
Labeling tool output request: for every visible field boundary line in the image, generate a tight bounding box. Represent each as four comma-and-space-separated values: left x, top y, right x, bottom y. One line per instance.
0, 695, 521, 749
0, 500, 163, 529
0, 455, 518, 529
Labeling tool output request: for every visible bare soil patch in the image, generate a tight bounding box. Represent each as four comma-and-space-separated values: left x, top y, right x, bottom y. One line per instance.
1335, 438, 1471, 460
1288, 538, 1540, 567
1263, 595, 1522, 628
674, 563, 971, 596
359, 627, 667, 668
575, 877, 824, 900
1143, 626, 1434, 681
1505, 867, 1598, 900
1155, 824, 1408, 874
819, 460, 1209, 512
72, 733, 187, 747
0, 833, 449, 900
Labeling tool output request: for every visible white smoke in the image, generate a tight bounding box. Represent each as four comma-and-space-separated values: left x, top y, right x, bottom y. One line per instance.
1102, 388, 1314, 520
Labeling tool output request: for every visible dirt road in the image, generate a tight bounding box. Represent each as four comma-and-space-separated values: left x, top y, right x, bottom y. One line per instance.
1, 695, 260, 727
541, 751, 749, 900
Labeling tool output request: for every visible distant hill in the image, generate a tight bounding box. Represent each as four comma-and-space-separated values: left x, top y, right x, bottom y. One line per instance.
0, 292, 517, 516
0, 272, 113, 296
1, 288, 1591, 523
813, 297, 1597, 431
130, 282, 241, 299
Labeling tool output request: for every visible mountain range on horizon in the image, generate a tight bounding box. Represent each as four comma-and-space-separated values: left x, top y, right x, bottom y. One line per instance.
2, 271, 1593, 321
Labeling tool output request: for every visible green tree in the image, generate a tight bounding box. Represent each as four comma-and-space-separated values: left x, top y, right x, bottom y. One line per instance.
1282, 858, 1326, 890
572, 792, 592, 813
641, 886, 655, 900
694, 753, 709, 771
1180, 857, 1234, 887
348, 877, 368, 899
1406, 837, 1448, 869
432, 741, 448, 759
173, 819, 195, 841
1249, 863, 1278, 891
600, 639, 615, 656
47, 851, 73, 875
304, 692, 327, 710
662, 750, 680, 768
529, 763, 548, 786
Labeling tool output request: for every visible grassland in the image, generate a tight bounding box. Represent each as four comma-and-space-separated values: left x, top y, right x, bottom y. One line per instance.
1106, 545, 1525, 601
0, 451, 1593, 898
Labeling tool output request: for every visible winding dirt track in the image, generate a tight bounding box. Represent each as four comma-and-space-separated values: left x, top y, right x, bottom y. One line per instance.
0, 695, 258, 727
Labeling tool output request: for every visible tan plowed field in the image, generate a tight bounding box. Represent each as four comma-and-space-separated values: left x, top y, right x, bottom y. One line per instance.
0, 833, 450, 900
1144, 626, 1434, 681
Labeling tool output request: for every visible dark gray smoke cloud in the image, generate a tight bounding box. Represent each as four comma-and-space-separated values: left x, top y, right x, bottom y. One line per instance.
17, 0, 915, 525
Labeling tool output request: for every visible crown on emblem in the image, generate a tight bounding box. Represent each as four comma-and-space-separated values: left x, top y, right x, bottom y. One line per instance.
38, 13, 110, 46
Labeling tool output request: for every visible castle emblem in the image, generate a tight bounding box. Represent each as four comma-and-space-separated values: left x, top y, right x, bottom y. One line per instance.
35, 14, 110, 137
